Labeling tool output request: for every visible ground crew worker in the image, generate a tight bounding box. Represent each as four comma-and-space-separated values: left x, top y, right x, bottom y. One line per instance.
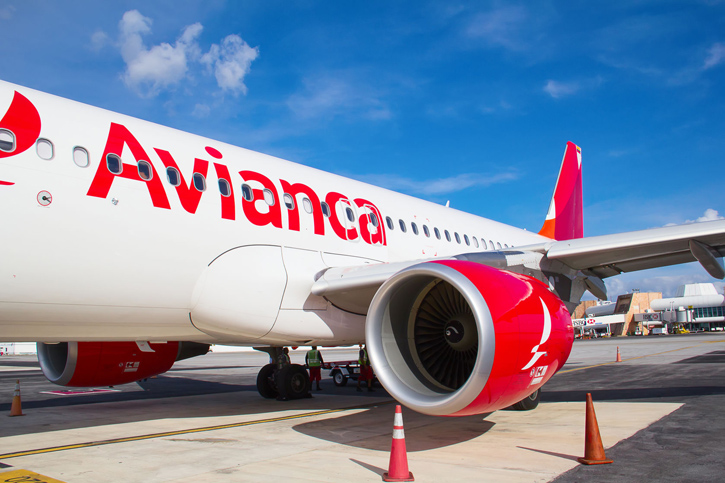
357, 343, 374, 392
305, 346, 324, 390
277, 347, 291, 370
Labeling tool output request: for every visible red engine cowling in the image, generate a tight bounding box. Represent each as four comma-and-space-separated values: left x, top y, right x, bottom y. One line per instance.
365, 260, 574, 416
37, 341, 209, 387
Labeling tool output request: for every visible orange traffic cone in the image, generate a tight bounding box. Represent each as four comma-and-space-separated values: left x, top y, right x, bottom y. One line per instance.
383, 405, 414, 482
616, 347, 622, 362
9, 379, 24, 417
577, 393, 612, 465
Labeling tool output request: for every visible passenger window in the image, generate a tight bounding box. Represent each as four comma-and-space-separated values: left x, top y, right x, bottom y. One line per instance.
321, 201, 331, 217
263, 188, 275, 205
455, 232, 461, 244
137, 160, 152, 181
489, 240, 494, 250
36, 138, 54, 160
472, 237, 479, 248
0, 129, 14, 152
497, 242, 502, 249
411, 222, 419, 235
166, 167, 180, 186
303, 197, 313, 214
106, 153, 122, 174
370, 212, 379, 227
73, 147, 90, 167
218, 179, 231, 197
445, 230, 451, 242
283, 193, 294, 210
193, 172, 206, 192
386, 216, 394, 230
423, 225, 430, 237
481, 239, 487, 250
399, 219, 407, 233
434, 227, 441, 240
345, 207, 355, 222
504, 243, 509, 248
241, 184, 253, 201
464, 234, 470, 246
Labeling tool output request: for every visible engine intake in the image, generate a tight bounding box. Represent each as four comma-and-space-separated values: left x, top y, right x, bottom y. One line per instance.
366, 260, 573, 416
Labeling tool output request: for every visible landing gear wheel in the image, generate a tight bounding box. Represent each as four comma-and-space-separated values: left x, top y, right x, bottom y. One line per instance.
332, 370, 348, 387
276, 364, 311, 400
256, 363, 278, 399
511, 388, 541, 411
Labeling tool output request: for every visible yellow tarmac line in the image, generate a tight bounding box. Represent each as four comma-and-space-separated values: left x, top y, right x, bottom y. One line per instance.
558, 340, 724, 375
0, 400, 392, 460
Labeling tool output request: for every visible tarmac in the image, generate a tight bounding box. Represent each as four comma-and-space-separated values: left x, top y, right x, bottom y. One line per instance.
1, 333, 724, 482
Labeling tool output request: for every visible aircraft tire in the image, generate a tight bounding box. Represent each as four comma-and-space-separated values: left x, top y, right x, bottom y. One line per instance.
276, 364, 311, 400
256, 363, 278, 399
511, 388, 541, 411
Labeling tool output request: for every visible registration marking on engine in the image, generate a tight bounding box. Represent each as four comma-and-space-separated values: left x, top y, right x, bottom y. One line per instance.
0, 469, 67, 483
39, 388, 121, 396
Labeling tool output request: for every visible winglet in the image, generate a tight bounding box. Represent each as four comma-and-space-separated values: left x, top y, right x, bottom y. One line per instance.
539, 142, 583, 241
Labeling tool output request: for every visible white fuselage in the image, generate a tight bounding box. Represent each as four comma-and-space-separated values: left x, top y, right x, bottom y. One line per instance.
0, 81, 548, 345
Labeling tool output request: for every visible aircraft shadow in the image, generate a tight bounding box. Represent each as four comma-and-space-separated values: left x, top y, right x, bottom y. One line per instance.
293, 404, 495, 452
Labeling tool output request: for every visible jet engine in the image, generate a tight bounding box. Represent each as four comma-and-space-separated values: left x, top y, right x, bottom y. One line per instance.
37, 341, 210, 387
365, 260, 573, 416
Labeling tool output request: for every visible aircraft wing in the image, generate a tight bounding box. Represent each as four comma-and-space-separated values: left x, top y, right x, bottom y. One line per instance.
312, 219, 725, 314
539, 219, 725, 279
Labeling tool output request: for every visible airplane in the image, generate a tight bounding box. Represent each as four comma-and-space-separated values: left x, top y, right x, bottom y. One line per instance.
1, 79, 724, 416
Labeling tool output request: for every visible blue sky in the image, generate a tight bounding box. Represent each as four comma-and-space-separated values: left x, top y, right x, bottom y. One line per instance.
1, 1, 724, 297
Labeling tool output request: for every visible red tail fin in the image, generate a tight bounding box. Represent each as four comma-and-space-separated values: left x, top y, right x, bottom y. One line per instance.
539, 142, 583, 240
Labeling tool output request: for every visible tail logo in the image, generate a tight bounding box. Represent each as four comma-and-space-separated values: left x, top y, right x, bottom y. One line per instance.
522, 297, 552, 371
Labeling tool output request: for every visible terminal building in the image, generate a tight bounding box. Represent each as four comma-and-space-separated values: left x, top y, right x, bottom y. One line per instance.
573, 283, 725, 336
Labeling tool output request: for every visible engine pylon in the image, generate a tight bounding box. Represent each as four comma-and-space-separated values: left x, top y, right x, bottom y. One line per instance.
577, 393, 613, 465
9, 379, 24, 417
383, 405, 414, 482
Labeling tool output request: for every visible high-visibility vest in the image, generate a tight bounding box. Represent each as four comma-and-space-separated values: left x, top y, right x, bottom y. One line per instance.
359, 348, 369, 366
307, 350, 321, 367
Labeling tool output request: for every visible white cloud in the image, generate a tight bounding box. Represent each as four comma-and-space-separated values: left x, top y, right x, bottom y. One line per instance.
100, 10, 258, 99
543, 77, 603, 99
118, 10, 203, 97
703, 42, 725, 69
192, 103, 211, 118
665, 209, 725, 226
201, 35, 259, 95
691, 208, 724, 223
353, 171, 519, 196
465, 6, 529, 51
90, 30, 110, 52
287, 75, 391, 121
0, 5, 16, 20
543, 80, 579, 99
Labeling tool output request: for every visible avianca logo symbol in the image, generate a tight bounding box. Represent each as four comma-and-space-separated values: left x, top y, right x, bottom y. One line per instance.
0, 91, 42, 185
521, 297, 552, 371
